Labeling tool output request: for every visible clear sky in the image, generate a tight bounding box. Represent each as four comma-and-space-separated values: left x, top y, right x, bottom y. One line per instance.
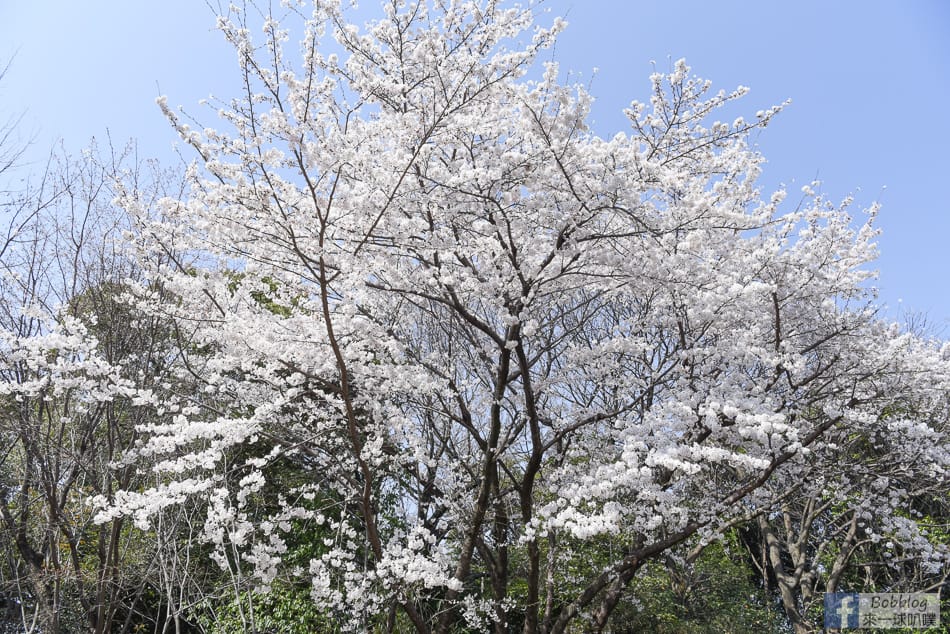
1, 1, 948, 327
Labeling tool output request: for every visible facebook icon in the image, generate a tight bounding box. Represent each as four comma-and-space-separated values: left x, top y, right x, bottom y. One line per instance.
825, 593, 861, 629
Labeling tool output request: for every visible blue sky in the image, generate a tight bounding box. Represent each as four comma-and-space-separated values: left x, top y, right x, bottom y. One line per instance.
1, 1, 948, 326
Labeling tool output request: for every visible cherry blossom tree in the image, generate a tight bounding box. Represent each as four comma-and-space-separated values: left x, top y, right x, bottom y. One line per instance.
742, 365, 950, 633
108, 1, 950, 632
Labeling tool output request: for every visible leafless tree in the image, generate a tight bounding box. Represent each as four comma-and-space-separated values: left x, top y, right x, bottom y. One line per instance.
0, 139, 187, 634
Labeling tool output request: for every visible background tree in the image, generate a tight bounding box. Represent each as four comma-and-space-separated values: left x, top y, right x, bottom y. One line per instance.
0, 140, 185, 633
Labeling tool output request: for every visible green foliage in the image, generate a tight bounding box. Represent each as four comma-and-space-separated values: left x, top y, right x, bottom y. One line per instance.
226, 273, 297, 318
613, 535, 787, 633
199, 585, 336, 634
